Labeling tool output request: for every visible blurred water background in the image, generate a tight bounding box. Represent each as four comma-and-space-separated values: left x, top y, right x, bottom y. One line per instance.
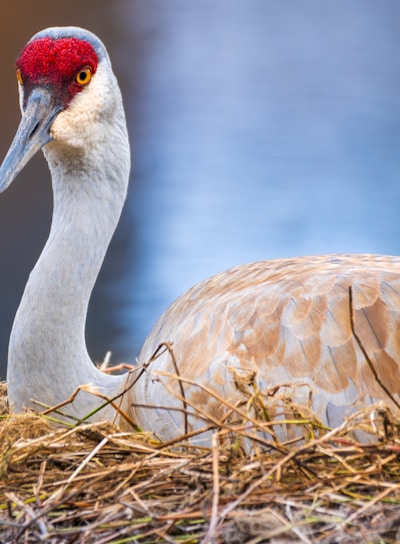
1, 1, 400, 379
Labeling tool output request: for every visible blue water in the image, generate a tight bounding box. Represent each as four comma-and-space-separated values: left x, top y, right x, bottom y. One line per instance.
120, 2, 400, 362
1, 2, 400, 378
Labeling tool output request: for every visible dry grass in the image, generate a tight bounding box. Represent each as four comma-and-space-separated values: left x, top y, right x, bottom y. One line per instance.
1, 380, 400, 543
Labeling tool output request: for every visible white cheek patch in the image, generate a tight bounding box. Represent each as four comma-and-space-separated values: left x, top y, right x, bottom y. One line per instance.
18, 84, 24, 113
50, 66, 115, 149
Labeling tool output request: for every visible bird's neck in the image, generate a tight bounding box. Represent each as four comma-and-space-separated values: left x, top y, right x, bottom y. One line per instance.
7, 117, 131, 420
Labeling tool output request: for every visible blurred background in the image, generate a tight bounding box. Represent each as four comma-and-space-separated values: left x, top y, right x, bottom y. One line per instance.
1, 1, 400, 380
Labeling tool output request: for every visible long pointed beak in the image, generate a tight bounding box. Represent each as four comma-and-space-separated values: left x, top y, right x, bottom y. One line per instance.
0, 87, 61, 193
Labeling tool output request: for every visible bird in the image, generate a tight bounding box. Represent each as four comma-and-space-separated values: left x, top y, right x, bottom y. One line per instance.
1, 26, 400, 445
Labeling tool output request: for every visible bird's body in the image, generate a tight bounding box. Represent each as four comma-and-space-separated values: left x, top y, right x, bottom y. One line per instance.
1, 27, 400, 444
135, 254, 400, 440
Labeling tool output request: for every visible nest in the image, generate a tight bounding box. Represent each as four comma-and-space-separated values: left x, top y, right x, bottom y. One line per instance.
1, 379, 400, 544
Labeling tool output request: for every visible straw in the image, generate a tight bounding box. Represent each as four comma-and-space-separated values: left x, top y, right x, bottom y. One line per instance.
1, 378, 400, 543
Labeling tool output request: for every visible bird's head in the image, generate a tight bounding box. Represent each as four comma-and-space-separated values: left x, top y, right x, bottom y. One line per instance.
0, 27, 124, 192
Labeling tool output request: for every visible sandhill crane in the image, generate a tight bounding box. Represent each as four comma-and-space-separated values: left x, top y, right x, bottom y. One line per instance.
1, 26, 400, 445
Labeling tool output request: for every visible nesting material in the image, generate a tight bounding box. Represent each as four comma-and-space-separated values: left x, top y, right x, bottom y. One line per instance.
1, 380, 400, 543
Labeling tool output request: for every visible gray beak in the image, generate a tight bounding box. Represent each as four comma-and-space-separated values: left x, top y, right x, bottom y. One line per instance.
0, 87, 61, 192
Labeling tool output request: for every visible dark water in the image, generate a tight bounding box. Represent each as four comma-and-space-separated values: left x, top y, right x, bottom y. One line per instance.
1, 2, 400, 379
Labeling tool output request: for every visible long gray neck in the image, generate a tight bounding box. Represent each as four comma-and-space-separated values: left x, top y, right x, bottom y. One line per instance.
7, 108, 131, 420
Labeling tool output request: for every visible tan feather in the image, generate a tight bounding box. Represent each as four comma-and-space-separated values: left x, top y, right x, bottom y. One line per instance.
132, 254, 400, 441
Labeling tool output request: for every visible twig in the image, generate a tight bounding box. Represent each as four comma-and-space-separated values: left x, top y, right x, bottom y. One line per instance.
159, 342, 189, 435
202, 433, 220, 543
348, 286, 400, 410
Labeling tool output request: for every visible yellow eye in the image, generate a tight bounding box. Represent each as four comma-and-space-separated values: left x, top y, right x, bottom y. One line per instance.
75, 66, 92, 86
16, 68, 23, 85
